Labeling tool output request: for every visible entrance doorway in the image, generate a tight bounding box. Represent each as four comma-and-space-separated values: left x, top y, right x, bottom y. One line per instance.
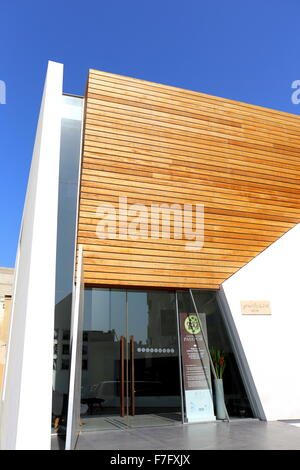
80, 289, 182, 431
75, 287, 258, 435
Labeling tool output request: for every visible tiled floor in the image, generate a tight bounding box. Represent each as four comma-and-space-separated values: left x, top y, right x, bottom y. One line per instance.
80, 413, 181, 432
52, 420, 300, 450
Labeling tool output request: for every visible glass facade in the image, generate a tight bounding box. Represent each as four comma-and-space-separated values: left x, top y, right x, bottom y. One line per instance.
79, 287, 255, 432
180, 290, 254, 419
52, 95, 83, 436
81, 288, 182, 431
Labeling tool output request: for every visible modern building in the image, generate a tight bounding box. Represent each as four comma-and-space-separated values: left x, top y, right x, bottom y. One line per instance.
1, 60, 300, 450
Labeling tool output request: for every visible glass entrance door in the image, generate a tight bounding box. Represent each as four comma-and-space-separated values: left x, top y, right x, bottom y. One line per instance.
80, 288, 182, 431
126, 290, 181, 427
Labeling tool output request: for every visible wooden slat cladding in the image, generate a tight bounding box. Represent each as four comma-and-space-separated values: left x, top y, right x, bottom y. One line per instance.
77, 69, 300, 289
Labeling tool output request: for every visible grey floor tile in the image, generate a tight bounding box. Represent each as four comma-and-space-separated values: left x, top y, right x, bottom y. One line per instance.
74, 420, 300, 450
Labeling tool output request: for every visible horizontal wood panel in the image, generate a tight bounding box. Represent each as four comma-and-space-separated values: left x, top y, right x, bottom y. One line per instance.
80, 170, 300, 210
80, 186, 300, 220
85, 107, 300, 166
77, 69, 300, 289
81, 242, 255, 260
79, 198, 293, 228
84, 278, 221, 289
84, 114, 300, 172
78, 218, 280, 243
78, 229, 270, 250
84, 125, 300, 173
82, 153, 300, 192
79, 211, 287, 236
77, 235, 261, 254
80, 191, 298, 224
87, 92, 300, 151
83, 250, 245, 267
85, 107, 299, 162
88, 71, 300, 131
84, 136, 300, 193
87, 84, 300, 144
83, 142, 300, 198
85, 96, 300, 158
84, 264, 230, 278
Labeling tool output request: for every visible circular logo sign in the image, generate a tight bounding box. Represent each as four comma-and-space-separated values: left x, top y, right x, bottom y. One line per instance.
184, 315, 201, 335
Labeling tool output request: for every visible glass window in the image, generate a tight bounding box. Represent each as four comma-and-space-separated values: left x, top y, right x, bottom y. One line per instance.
191, 290, 254, 419
80, 288, 182, 431
52, 95, 83, 438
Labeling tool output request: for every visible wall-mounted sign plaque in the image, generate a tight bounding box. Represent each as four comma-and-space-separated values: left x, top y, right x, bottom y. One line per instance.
241, 301, 271, 315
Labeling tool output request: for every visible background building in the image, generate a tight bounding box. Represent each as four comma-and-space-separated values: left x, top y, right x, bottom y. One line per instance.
0, 267, 14, 394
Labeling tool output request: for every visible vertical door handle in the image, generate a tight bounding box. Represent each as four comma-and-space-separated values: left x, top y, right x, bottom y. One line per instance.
130, 335, 135, 416
120, 336, 125, 417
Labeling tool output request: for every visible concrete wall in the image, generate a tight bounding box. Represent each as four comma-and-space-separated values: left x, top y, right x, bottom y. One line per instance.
0, 61, 63, 449
222, 223, 300, 421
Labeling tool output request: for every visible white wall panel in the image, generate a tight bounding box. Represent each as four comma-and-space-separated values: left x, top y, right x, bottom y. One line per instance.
223, 223, 300, 421
0, 61, 63, 449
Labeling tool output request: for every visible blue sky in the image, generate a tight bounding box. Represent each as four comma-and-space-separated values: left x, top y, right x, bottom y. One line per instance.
1, 0, 300, 267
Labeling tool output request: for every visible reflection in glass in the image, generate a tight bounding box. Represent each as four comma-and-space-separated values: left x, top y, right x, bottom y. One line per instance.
80, 288, 182, 430
81, 289, 126, 430
177, 290, 215, 422
51, 95, 83, 440
191, 290, 254, 419
127, 290, 181, 422
78, 287, 254, 432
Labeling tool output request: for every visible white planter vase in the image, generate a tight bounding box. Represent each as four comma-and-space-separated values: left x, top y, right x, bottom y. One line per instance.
214, 378, 226, 420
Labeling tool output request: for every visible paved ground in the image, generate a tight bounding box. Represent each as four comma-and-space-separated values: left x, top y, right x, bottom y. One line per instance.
52, 420, 300, 450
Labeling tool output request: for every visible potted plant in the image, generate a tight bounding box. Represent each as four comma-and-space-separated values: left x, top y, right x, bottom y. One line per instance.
210, 349, 226, 420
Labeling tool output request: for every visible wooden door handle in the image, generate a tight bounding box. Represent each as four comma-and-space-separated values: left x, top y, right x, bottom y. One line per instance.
120, 336, 125, 417
130, 335, 135, 416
